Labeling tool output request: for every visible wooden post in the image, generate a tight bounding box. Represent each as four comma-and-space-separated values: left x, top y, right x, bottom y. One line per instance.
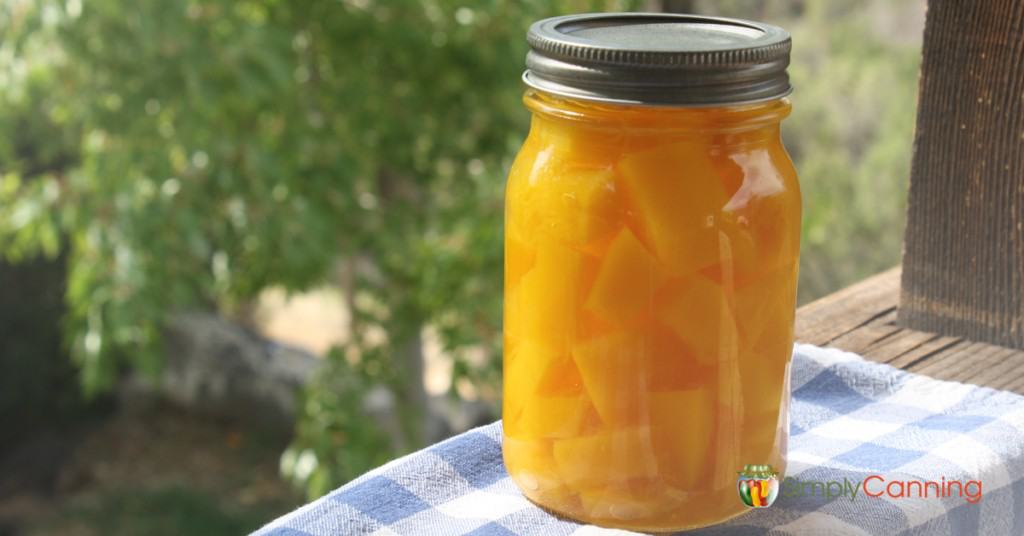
899, 0, 1024, 349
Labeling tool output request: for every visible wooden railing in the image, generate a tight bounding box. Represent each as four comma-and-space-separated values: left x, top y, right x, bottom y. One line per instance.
899, 0, 1024, 350
796, 0, 1024, 393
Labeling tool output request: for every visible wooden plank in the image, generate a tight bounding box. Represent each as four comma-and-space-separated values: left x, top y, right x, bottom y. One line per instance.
883, 334, 962, 370
995, 369, 1024, 391
959, 350, 1024, 390
794, 267, 901, 346
989, 362, 1024, 391
795, 268, 1024, 395
1005, 372, 1024, 394
862, 330, 942, 364
903, 340, 977, 375
899, 0, 1024, 349
827, 310, 900, 355
909, 342, 1013, 381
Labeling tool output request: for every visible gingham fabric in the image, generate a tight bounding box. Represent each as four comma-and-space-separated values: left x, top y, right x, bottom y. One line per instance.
254, 344, 1024, 535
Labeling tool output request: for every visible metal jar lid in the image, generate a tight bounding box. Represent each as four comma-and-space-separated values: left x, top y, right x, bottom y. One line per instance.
524, 13, 792, 106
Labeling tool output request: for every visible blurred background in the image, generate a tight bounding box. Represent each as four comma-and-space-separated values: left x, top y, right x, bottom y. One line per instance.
0, 0, 923, 534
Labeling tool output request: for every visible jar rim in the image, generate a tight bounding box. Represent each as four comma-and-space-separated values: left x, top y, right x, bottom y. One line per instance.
525, 13, 792, 106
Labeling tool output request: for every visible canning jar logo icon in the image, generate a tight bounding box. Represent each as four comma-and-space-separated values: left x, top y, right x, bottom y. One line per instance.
738, 464, 779, 508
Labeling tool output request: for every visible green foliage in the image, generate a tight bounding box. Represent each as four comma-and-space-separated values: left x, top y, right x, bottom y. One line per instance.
0, 0, 639, 495
783, 2, 921, 301
282, 348, 392, 498
1, 0, 920, 499
26, 486, 279, 536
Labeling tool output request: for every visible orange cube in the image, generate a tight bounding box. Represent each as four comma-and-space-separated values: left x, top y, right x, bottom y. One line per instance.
585, 227, 668, 327
538, 166, 621, 250
503, 341, 561, 418
648, 389, 715, 490
644, 325, 708, 391
553, 426, 659, 489
505, 230, 536, 292
658, 275, 739, 367
572, 331, 651, 425
617, 141, 731, 276
716, 143, 801, 276
733, 264, 798, 351
577, 485, 685, 523
510, 394, 596, 440
506, 235, 595, 352
503, 437, 580, 509
504, 341, 594, 439
535, 116, 624, 168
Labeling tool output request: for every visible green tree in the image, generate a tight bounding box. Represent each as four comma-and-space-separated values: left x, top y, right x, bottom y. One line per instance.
0, 0, 639, 498
2, 0, 919, 500
784, 1, 920, 301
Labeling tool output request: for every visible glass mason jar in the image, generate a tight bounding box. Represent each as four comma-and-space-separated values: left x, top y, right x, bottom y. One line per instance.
502, 13, 801, 532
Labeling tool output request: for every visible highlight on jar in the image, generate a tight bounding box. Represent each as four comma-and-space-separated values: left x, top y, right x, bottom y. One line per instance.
501, 13, 801, 532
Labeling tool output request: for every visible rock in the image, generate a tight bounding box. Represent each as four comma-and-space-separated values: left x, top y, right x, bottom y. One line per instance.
151, 311, 323, 434
427, 397, 497, 442
142, 311, 497, 443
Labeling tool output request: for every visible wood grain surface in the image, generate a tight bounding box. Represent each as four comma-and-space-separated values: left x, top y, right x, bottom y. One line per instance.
899, 0, 1024, 348
797, 267, 1024, 395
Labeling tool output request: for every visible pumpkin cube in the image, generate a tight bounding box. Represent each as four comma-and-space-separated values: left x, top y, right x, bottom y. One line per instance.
534, 353, 585, 397
658, 275, 739, 367
538, 166, 622, 251
699, 223, 758, 288
503, 437, 580, 508
585, 227, 668, 327
537, 116, 623, 169
617, 141, 730, 276
553, 426, 659, 490
504, 230, 536, 292
648, 389, 716, 490
506, 235, 595, 352
572, 330, 651, 425
504, 341, 592, 439
511, 393, 596, 440
733, 264, 798, 352
504, 138, 544, 250
503, 341, 558, 418
577, 485, 684, 523
717, 145, 801, 275
645, 324, 708, 392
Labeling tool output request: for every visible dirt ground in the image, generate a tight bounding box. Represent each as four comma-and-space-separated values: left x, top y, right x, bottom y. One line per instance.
0, 402, 302, 536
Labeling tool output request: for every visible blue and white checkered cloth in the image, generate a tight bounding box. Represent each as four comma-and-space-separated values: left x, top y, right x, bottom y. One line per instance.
254, 344, 1024, 535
